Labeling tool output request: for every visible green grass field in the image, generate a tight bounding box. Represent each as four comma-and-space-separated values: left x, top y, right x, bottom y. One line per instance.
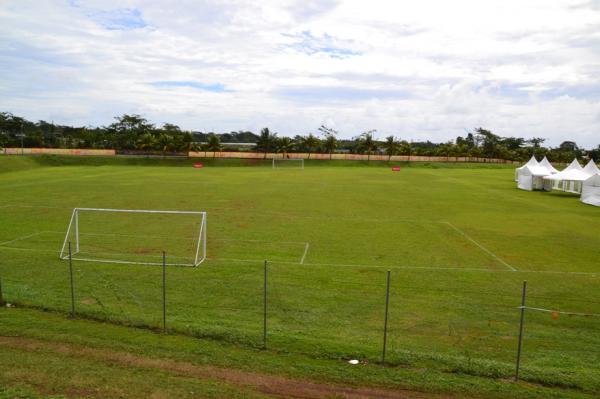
1, 155, 599, 398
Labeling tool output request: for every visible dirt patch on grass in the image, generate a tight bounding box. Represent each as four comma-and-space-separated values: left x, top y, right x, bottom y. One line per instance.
131, 247, 159, 254
0, 335, 452, 399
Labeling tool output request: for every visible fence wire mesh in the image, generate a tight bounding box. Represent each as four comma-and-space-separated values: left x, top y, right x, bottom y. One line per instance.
0, 253, 599, 392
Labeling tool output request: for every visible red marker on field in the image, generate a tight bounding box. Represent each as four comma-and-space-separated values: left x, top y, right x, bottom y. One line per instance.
392, 166, 401, 171
193, 163, 204, 168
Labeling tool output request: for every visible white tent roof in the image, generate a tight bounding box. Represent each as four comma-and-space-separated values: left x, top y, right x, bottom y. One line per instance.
582, 159, 600, 176
521, 164, 555, 177
539, 156, 559, 174
565, 158, 583, 171
517, 156, 539, 171
544, 159, 587, 181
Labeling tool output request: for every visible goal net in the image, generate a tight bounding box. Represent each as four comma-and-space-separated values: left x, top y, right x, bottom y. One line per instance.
272, 158, 304, 169
59, 208, 207, 266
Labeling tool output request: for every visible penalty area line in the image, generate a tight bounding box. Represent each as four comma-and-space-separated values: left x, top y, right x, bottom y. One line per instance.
0, 231, 46, 247
443, 221, 517, 272
300, 242, 310, 264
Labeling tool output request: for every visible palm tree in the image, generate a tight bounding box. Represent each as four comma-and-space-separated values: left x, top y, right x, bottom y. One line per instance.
382, 135, 400, 161
136, 133, 156, 152
299, 133, 320, 159
256, 127, 276, 159
156, 133, 173, 156
205, 134, 222, 158
276, 137, 295, 158
319, 125, 338, 160
178, 132, 195, 153
322, 134, 337, 160
358, 130, 377, 161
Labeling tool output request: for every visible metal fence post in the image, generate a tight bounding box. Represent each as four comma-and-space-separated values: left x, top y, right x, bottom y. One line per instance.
68, 241, 75, 318
382, 270, 391, 364
162, 251, 167, 333
515, 280, 527, 381
0, 276, 4, 306
263, 260, 268, 349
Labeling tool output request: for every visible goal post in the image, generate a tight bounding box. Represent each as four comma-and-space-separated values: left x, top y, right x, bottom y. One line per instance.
59, 208, 207, 266
272, 158, 304, 169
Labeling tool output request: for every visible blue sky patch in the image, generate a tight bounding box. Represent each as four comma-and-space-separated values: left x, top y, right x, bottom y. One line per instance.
283, 31, 361, 59
149, 81, 231, 92
90, 8, 147, 31
539, 84, 600, 100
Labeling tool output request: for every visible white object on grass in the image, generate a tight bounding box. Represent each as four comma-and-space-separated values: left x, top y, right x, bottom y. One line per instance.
348, 359, 359, 365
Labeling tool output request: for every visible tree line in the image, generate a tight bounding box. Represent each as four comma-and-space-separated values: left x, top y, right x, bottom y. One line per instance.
1, 112, 598, 162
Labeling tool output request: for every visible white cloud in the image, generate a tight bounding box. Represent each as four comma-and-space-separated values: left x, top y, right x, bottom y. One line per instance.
1, 0, 599, 146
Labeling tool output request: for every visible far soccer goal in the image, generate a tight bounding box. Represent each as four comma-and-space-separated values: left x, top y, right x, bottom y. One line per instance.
59, 208, 207, 266
272, 158, 304, 169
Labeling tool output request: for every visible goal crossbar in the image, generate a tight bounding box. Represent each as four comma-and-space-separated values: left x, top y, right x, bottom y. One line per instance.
59, 208, 207, 267
272, 158, 304, 169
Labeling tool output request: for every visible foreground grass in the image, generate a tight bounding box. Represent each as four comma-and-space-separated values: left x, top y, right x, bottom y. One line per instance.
0, 155, 599, 397
0, 306, 596, 399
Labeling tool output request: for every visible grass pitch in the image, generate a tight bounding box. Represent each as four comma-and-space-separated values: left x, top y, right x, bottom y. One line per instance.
0, 155, 599, 397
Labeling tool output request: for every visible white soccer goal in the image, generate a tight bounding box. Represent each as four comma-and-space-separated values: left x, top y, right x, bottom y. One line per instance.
59, 208, 207, 266
272, 158, 304, 169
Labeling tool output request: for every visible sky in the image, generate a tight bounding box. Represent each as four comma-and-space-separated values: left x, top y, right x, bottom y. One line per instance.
1, 0, 600, 147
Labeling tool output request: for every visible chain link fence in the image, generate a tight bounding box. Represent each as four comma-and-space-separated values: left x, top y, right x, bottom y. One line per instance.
1, 252, 599, 393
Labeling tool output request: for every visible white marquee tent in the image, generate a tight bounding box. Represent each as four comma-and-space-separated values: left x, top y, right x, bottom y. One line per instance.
543, 159, 600, 193
581, 173, 600, 207
539, 156, 559, 174
515, 156, 559, 191
515, 156, 538, 182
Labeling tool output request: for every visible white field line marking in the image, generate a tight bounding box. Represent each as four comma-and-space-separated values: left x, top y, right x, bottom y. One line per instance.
444, 221, 517, 271
0, 245, 194, 262
0, 247, 597, 276
207, 257, 600, 276
0, 204, 67, 210
0, 246, 60, 255
0, 231, 46, 246
0, 231, 195, 261
69, 256, 194, 267
69, 250, 193, 261
300, 242, 310, 264
519, 306, 600, 317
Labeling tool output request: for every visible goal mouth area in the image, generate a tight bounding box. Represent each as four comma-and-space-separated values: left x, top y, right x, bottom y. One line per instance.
59, 208, 207, 267
272, 158, 304, 169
